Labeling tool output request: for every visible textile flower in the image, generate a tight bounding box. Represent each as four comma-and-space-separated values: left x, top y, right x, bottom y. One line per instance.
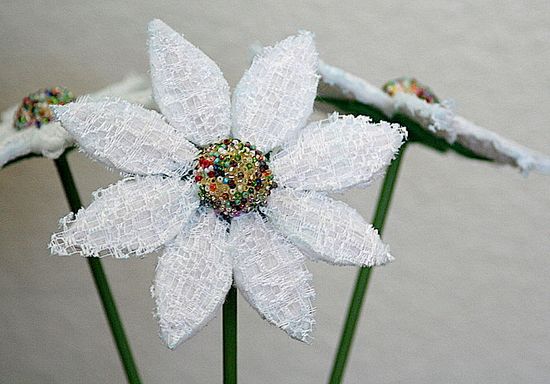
50, 20, 406, 349
0, 75, 154, 168
319, 61, 550, 174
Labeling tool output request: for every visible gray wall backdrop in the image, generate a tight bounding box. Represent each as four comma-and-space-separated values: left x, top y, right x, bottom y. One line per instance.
1, 1, 549, 383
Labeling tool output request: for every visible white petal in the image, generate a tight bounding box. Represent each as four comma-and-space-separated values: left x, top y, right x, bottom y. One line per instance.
319, 61, 550, 175
449, 116, 550, 174
50, 176, 199, 258
232, 31, 319, 153
0, 120, 72, 168
392, 93, 455, 133
230, 213, 315, 342
262, 188, 392, 266
1, 75, 158, 168
318, 60, 394, 116
32, 122, 73, 158
52, 97, 198, 176
318, 61, 455, 133
148, 19, 231, 146
89, 73, 156, 110
152, 209, 232, 349
0, 128, 41, 167
271, 113, 406, 192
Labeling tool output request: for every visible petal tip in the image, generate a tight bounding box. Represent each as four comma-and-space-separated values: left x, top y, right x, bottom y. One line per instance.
297, 29, 315, 42
292, 330, 314, 344
259, 30, 317, 62
284, 30, 317, 55
147, 19, 182, 46
49, 233, 66, 256
375, 251, 395, 266
159, 326, 183, 350
49, 104, 68, 121
286, 318, 315, 344
148, 18, 171, 35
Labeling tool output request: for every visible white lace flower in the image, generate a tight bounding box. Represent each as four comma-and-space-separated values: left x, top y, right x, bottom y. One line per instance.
0, 74, 154, 168
319, 61, 550, 174
49, 19, 406, 349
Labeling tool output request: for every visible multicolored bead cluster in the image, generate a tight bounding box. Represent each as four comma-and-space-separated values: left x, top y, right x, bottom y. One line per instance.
13, 87, 75, 130
194, 138, 277, 218
382, 77, 439, 104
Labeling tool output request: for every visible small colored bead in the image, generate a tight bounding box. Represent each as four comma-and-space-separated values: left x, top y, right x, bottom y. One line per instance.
13, 86, 75, 130
193, 137, 277, 218
382, 77, 439, 104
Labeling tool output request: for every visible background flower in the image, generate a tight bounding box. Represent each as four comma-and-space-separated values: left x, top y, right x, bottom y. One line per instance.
318, 61, 550, 174
0, 75, 155, 168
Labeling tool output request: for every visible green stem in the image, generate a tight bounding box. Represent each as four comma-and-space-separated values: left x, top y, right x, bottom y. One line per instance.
328, 144, 407, 384
53, 154, 142, 384
223, 286, 238, 384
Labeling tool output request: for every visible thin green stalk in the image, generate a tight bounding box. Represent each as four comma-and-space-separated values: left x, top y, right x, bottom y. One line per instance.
328, 144, 407, 384
53, 154, 142, 384
223, 286, 238, 384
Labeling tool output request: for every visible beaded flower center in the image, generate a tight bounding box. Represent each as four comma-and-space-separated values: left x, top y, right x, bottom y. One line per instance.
194, 138, 277, 218
14, 87, 75, 130
382, 77, 439, 104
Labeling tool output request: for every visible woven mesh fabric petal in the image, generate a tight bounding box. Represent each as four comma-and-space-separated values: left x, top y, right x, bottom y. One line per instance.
450, 116, 550, 174
50, 176, 199, 258
0, 75, 156, 168
232, 31, 319, 153
52, 97, 198, 177
262, 188, 393, 266
318, 60, 395, 116
152, 209, 232, 349
230, 212, 315, 343
0, 123, 70, 167
318, 60, 455, 133
392, 93, 455, 134
148, 19, 231, 146
271, 113, 406, 192
318, 61, 550, 175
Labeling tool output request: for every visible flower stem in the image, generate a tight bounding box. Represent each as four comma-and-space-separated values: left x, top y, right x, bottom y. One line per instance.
53, 153, 142, 384
328, 144, 407, 384
223, 286, 238, 383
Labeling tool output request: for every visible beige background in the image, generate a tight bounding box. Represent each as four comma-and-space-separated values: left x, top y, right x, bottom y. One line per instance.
1, 1, 550, 383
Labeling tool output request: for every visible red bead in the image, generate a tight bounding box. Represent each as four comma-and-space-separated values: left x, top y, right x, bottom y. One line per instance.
209, 183, 217, 192
199, 158, 212, 168
195, 175, 202, 182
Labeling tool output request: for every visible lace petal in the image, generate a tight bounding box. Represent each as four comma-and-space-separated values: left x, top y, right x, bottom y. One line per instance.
50, 176, 198, 258
153, 210, 232, 349
149, 19, 231, 146
230, 212, 315, 342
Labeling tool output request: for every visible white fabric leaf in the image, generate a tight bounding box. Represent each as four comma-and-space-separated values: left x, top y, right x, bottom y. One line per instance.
232, 31, 319, 153
271, 113, 406, 192
52, 98, 198, 176
230, 213, 315, 342
152, 209, 232, 349
262, 188, 393, 266
148, 19, 231, 146
50, 176, 199, 258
